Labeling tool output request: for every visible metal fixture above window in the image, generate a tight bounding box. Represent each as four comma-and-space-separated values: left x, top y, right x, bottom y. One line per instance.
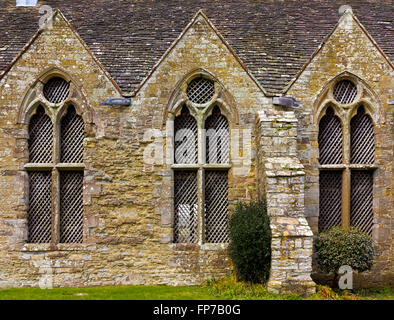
273, 96, 301, 108
16, 0, 38, 6
100, 98, 131, 106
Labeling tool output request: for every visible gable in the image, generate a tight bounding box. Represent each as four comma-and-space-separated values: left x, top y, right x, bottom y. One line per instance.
0, 10, 121, 102
286, 10, 394, 99
133, 11, 266, 98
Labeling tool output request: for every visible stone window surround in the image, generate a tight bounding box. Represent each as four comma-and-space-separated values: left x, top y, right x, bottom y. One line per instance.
14, 68, 94, 251
166, 72, 238, 247
26, 94, 85, 244
316, 75, 378, 231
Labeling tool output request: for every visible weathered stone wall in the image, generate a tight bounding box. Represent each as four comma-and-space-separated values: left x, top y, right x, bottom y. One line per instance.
0, 12, 270, 288
286, 10, 393, 287
0, 8, 391, 291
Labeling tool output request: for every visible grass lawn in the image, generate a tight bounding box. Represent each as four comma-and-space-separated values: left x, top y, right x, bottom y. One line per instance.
0, 285, 220, 300
0, 280, 392, 300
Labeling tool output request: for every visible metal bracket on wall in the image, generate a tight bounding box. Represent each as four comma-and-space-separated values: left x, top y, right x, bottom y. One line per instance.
273, 96, 302, 108
100, 98, 131, 107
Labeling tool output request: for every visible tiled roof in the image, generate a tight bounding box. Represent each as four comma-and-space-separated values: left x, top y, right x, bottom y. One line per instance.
0, 0, 392, 94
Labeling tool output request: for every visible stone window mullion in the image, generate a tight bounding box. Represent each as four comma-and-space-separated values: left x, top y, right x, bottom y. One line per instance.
197, 117, 204, 245
197, 168, 205, 244
52, 168, 61, 244
52, 116, 61, 243
341, 168, 351, 229
342, 114, 351, 165
342, 115, 351, 229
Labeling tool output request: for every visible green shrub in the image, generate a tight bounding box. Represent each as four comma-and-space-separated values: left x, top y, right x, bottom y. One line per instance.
314, 227, 374, 276
228, 200, 271, 283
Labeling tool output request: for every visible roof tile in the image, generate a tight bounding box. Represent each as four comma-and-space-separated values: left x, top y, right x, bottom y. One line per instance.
0, 0, 392, 94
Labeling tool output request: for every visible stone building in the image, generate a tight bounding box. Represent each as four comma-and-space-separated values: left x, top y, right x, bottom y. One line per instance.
0, 1, 392, 295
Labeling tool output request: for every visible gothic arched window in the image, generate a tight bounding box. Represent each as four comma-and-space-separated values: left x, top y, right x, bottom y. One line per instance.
172, 77, 230, 244
318, 79, 375, 235
26, 77, 85, 243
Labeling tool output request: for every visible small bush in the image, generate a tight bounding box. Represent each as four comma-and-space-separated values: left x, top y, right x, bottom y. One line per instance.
314, 227, 374, 276
228, 200, 271, 283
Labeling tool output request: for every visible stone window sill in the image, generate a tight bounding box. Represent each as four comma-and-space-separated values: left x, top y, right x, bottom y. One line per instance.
24, 163, 86, 170
169, 242, 229, 251
318, 164, 378, 170
7, 243, 97, 252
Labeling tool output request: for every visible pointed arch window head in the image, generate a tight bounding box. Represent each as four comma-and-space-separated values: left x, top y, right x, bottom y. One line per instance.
61, 105, 85, 163
28, 105, 53, 163
43, 77, 70, 104
205, 106, 229, 164
318, 107, 342, 164
186, 77, 214, 104
351, 106, 374, 164
174, 106, 198, 164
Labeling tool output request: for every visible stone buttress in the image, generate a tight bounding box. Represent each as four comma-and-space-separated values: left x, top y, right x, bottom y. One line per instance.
256, 108, 316, 296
